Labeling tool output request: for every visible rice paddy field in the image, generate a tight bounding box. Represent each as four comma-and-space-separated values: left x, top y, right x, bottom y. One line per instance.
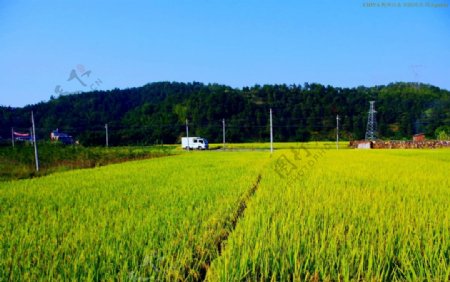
1, 145, 449, 281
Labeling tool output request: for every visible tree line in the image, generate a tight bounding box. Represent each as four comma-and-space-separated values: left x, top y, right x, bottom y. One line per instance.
1, 81, 449, 146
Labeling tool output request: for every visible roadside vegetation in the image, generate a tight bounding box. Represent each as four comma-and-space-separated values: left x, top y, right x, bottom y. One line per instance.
0, 142, 175, 181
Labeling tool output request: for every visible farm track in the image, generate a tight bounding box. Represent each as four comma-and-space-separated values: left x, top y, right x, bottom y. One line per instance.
198, 174, 262, 281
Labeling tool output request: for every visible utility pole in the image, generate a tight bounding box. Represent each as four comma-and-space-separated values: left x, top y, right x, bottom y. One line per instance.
11, 127, 14, 148
31, 111, 39, 172
270, 108, 273, 154
186, 118, 189, 151
222, 118, 226, 150
105, 123, 109, 147
336, 115, 340, 150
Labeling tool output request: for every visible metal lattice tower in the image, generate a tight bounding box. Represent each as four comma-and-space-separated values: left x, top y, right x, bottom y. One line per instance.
365, 101, 377, 141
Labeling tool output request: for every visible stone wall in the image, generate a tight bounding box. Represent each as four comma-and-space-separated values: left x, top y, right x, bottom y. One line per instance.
349, 140, 450, 149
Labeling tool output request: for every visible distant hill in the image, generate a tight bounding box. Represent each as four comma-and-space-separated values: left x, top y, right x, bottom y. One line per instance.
1, 82, 449, 145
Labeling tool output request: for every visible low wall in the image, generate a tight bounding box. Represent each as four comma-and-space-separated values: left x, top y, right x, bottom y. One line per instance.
349, 140, 450, 149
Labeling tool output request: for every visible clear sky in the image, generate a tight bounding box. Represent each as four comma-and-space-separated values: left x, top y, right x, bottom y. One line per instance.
1, 0, 449, 107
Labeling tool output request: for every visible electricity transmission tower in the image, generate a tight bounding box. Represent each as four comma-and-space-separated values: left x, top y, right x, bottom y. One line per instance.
365, 101, 377, 141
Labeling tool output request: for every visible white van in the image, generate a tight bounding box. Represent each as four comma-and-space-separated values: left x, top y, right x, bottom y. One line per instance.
181, 137, 209, 150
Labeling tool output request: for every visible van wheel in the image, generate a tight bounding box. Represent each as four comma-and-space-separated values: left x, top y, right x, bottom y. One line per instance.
185, 147, 189, 150
198, 146, 202, 150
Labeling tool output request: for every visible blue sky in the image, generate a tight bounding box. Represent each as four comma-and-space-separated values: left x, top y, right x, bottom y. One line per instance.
1, 0, 449, 107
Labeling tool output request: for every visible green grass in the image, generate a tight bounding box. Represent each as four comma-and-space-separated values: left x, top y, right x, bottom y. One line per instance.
0, 143, 175, 181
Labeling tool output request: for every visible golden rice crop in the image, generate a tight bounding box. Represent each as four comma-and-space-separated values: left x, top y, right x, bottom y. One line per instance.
207, 149, 450, 281
2, 146, 449, 281
0, 151, 268, 281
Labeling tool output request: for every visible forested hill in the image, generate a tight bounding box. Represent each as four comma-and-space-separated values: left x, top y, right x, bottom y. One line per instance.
1, 82, 449, 145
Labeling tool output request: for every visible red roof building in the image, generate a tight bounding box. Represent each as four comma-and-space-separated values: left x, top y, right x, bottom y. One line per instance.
413, 133, 425, 142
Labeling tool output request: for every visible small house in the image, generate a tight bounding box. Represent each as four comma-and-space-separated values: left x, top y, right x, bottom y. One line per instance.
349, 140, 373, 149
357, 141, 373, 149
413, 133, 425, 142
